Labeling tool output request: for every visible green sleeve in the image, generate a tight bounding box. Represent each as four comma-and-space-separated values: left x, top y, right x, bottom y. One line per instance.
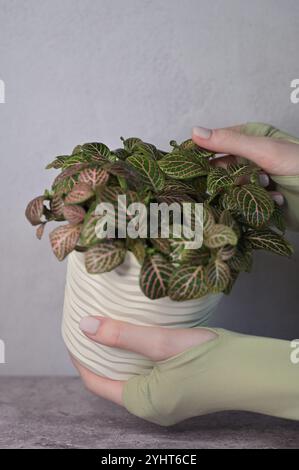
242, 122, 299, 231
122, 327, 299, 426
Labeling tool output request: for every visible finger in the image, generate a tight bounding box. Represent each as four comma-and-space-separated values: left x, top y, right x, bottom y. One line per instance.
192, 125, 299, 174
269, 191, 284, 206
236, 172, 270, 187
70, 355, 125, 405
79, 316, 217, 361
210, 155, 239, 168
79, 316, 166, 361
210, 155, 270, 187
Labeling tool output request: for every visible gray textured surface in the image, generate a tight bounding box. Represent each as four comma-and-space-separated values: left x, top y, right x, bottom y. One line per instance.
1, 377, 299, 449
0, 0, 299, 375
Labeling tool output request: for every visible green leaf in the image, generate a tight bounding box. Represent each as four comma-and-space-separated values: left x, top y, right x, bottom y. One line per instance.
49, 224, 81, 261
131, 141, 161, 160
227, 249, 253, 272
61, 153, 87, 169
25, 196, 45, 226
192, 176, 208, 196
223, 269, 239, 295
127, 154, 165, 191
52, 164, 88, 195
203, 205, 216, 235
205, 259, 231, 293
181, 246, 211, 265
168, 265, 206, 301
72, 145, 83, 155
216, 244, 236, 261
158, 153, 209, 179
156, 190, 195, 204
82, 142, 111, 163
46, 155, 69, 169
78, 168, 109, 189
128, 239, 146, 264
85, 242, 126, 274
226, 163, 255, 180
121, 137, 142, 153
245, 229, 293, 257
105, 160, 143, 190
112, 148, 128, 160
150, 238, 172, 255
270, 202, 286, 233
207, 167, 233, 195
139, 254, 173, 299
178, 139, 215, 158
80, 202, 102, 246
226, 184, 274, 228
204, 224, 238, 248
64, 182, 94, 205
219, 209, 241, 237
160, 179, 197, 195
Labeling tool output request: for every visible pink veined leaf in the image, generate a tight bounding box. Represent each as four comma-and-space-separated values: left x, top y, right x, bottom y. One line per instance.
78, 168, 109, 189
36, 223, 46, 240
49, 224, 82, 261
139, 254, 173, 299
50, 195, 64, 218
52, 164, 88, 187
25, 196, 45, 226
64, 182, 94, 205
63, 205, 86, 224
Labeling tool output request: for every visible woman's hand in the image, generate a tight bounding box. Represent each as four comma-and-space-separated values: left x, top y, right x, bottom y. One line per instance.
192, 122, 299, 176
72, 315, 299, 426
71, 316, 217, 407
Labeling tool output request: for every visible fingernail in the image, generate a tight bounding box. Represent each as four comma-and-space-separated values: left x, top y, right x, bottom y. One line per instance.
192, 126, 212, 139
80, 316, 100, 335
258, 173, 270, 187
272, 193, 284, 206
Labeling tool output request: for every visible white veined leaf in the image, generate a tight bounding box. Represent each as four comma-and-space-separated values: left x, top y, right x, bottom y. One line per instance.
168, 265, 207, 301
204, 224, 238, 248
245, 229, 293, 257
203, 206, 216, 236
205, 259, 231, 293
82, 142, 111, 163
207, 167, 233, 195
158, 153, 209, 179
127, 154, 165, 191
227, 184, 274, 228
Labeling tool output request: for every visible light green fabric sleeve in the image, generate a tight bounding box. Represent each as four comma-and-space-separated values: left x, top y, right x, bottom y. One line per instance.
123, 327, 299, 426
122, 123, 299, 426
242, 122, 299, 231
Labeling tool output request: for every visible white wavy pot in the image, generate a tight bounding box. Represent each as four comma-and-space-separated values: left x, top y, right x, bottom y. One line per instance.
62, 251, 223, 380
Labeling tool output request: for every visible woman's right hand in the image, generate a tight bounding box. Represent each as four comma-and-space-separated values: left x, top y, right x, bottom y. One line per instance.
192, 122, 299, 177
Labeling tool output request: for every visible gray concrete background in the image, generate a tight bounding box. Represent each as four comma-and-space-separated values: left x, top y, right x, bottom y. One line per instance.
0, 0, 298, 375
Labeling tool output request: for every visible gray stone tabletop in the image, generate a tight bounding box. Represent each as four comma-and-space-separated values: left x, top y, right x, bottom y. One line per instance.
0, 377, 298, 449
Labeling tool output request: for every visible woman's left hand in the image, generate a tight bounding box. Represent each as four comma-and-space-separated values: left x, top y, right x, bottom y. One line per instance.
71, 316, 217, 407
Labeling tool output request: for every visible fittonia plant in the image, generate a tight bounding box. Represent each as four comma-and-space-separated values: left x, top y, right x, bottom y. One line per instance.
25, 137, 293, 301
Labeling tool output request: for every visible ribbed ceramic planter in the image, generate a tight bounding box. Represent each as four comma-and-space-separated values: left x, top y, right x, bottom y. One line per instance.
62, 251, 223, 380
